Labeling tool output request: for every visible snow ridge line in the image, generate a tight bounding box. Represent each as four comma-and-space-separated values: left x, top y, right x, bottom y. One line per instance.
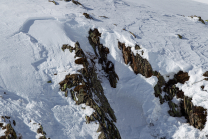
12, 17, 56, 37
117, 41, 207, 130
59, 29, 121, 139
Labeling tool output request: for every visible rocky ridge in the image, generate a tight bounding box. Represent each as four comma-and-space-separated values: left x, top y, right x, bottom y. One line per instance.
0, 116, 18, 139
59, 29, 120, 139
118, 42, 207, 130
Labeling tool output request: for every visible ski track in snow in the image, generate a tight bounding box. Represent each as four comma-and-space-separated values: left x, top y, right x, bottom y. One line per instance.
0, 0, 208, 138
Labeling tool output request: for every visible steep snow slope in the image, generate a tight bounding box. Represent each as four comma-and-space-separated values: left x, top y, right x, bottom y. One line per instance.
0, 0, 208, 138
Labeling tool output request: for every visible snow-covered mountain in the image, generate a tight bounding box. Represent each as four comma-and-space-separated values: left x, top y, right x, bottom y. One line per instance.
0, 0, 208, 138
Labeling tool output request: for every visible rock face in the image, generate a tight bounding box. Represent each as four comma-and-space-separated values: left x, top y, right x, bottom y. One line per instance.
118, 42, 153, 78
153, 71, 166, 104
182, 97, 207, 130
203, 71, 208, 77
4, 124, 17, 139
37, 125, 47, 139
174, 71, 190, 84
118, 42, 207, 130
162, 71, 207, 129
59, 29, 121, 139
72, 0, 83, 6
89, 29, 119, 88
0, 116, 17, 139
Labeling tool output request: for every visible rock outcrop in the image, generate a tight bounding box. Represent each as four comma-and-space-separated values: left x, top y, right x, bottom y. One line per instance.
181, 96, 207, 130
118, 42, 153, 77
118, 42, 207, 130
83, 13, 92, 19
59, 29, 121, 139
89, 29, 119, 88
37, 125, 48, 139
189, 15, 205, 24
162, 71, 206, 129
0, 116, 17, 139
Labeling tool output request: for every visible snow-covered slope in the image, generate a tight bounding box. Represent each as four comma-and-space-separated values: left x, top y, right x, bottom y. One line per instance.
0, 0, 208, 138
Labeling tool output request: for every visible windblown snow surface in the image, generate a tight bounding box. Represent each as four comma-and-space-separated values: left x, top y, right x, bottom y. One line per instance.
0, 0, 208, 138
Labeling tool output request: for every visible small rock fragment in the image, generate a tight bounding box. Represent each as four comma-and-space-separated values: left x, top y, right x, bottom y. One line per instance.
177, 34, 183, 39
201, 85, 205, 90
83, 13, 92, 19
135, 44, 141, 50
13, 120, 16, 126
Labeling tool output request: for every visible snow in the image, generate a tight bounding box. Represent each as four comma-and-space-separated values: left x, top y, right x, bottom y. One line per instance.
0, 0, 208, 138
193, 0, 208, 5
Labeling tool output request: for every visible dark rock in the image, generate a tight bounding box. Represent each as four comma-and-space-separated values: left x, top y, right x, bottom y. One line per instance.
153, 71, 166, 87
98, 132, 106, 139
4, 123, 17, 139
174, 71, 190, 84
135, 44, 141, 50
72, 0, 82, 6
198, 16, 205, 24
83, 13, 92, 19
123, 46, 132, 64
90, 115, 95, 121
153, 71, 166, 102
37, 125, 47, 137
129, 31, 136, 38
5, 116, 10, 119
176, 90, 184, 99
60, 37, 121, 138
62, 44, 74, 52
37, 128, 43, 134
118, 41, 153, 77
59, 74, 82, 91
99, 16, 108, 18
131, 53, 153, 77
75, 57, 87, 65
65, 90, 68, 97
183, 96, 207, 130
13, 120, 16, 126
201, 85, 205, 90
168, 101, 182, 117
48, 0, 58, 5
203, 71, 208, 77
85, 116, 90, 124
97, 124, 103, 132
177, 34, 183, 39
74, 85, 86, 92
0, 136, 6, 139
118, 40, 207, 130
70, 90, 76, 101
88, 29, 119, 88
118, 38, 207, 130
1, 116, 5, 122
73, 41, 85, 58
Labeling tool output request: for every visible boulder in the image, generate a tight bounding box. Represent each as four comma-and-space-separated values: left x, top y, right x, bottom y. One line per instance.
174, 71, 190, 84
